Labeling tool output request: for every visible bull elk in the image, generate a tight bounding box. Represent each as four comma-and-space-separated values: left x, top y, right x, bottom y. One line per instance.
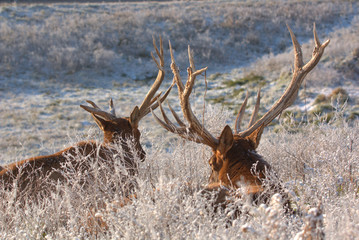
153, 24, 329, 208
0, 37, 172, 201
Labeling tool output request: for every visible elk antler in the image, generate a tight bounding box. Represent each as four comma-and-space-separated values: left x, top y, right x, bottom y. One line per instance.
234, 89, 261, 134
152, 41, 218, 149
80, 99, 117, 120
80, 36, 173, 127
129, 36, 173, 128
153, 23, 329, 150
235, 23, 330, 137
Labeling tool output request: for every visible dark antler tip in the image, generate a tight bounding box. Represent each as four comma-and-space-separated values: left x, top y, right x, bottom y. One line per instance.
79, 105, 89, 111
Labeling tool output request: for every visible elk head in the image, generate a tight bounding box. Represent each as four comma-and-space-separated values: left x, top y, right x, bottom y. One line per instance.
80, 36, 173, 163
0, 37, 172, 199
153, 24, 329, 203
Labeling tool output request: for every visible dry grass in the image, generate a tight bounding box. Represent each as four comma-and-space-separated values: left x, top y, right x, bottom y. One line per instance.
1, 106, 359, 239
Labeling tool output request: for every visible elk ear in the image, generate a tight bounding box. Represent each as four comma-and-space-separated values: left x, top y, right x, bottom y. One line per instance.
91, 113, 109, 131
130, 106, 140, 129
217, 125, 234, 155
245, 124, 265, 149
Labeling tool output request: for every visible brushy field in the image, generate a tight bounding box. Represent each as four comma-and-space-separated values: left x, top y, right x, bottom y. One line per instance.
0, 0, 359, 239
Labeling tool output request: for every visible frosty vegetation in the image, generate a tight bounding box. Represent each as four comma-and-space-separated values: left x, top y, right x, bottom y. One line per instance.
0, 0, 358, 239
1, 107, 358, 239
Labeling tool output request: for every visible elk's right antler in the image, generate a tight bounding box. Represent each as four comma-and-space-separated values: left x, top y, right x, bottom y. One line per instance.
152, 23, 329, 149
235, 23, 330, 138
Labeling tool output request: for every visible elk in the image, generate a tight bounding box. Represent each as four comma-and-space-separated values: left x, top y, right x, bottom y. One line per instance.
0, 37, 172, 201
152, 24, 329, 208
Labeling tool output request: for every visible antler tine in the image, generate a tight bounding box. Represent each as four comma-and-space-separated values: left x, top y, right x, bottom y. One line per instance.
188, 45, 196, 71
149, 92, 162, 107
247, 88, 261, 128
142, 80, 175, 117
287, 23, 304, 70
109, 98, 116, 117
170, 44, 218, 149
303, 23, 330, 72
152, 108, 176, 133
80, 103, 116, 120
157, 99, 179, 131
151, 52, 161, 71
151, 35, 164, 71
234, 91, 249, 134
169, 40, 185, 94
86, 100, 101, 109
133, 36, 167, 125
155, 35, 164, 67
167, 101, 186, 128
151, 100, 205, 144
237, 23, 329, 137
183, 46, 207, 101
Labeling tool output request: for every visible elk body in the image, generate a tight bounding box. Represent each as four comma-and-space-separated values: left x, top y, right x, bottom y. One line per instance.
153, 24, 329, 208
0, 37, 171, 201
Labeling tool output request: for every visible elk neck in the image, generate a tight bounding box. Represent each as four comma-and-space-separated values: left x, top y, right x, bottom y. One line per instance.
102, 128, 146, 163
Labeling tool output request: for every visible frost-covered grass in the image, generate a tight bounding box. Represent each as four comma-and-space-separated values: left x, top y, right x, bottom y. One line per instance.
1, 0, 359, 239
1, 106, 358, 239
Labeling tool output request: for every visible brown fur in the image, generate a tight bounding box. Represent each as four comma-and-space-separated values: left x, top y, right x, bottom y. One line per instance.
0, 116, 145, 201
155, 25, 329, 213
206, 126, 290, 210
